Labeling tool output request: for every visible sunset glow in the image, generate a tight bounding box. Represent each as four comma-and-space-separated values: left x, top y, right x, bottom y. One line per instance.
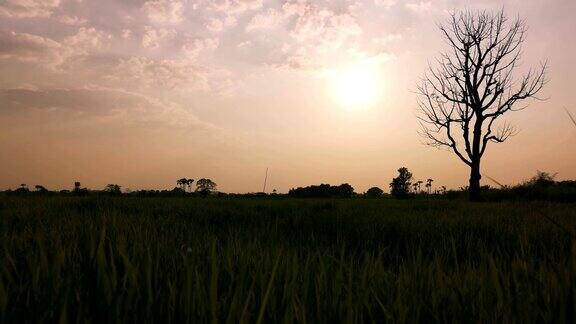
332, 64, 383, 109
0, 0, 574, 193
2, 2, 576, 320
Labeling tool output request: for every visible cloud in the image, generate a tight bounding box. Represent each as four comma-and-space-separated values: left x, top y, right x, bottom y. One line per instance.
0, 30, 62, 65
110, 56, 210, 91
405, 1, 432, 12
181, 37, 219, 59
56, 15, 88, 26
373, 34, 402, 45
143, 0, 184, 24
208, 0, 263, 14
256, 1, 403, 73
237, 40, 252, 48
0, 0, 60, 18
283, 1, 361, 42
63, 27, 112, 55
204, 0, 262, 32
0, 87, 137, 115
106, 54, 235, 95
374, 0, 397, 7
142, 26, 176, 49
206, 15, 237, 32
0, 23, 228, 97
0, 86, 215, 130
277, 1, 363, 70
0, 27, 112, 70
122, 29, 133, 39
245, 8, 281, 32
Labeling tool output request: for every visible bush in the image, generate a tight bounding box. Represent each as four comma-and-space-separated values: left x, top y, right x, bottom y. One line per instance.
288, 183, 355, 198
365, 187, 384, 198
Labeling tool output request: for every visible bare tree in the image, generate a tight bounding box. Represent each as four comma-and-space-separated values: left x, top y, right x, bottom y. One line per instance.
417, 10, 547, 201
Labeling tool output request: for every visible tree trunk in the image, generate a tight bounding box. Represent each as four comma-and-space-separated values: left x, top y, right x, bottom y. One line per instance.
468, 159, 482, 201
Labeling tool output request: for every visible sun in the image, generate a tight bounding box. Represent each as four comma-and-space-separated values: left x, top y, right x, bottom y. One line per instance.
331, 64, 383, 109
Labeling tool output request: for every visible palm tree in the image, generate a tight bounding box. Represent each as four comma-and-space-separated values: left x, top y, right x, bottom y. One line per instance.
417, 180, 423, 193
426, 178, 434, 194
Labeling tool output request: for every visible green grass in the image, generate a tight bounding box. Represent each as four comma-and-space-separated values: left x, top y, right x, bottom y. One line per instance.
1, 196, 575, 323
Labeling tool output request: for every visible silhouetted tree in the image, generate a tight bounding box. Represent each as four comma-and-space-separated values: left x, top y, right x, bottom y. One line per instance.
417, 10, 546, 201
524, 171, 556, 187
366, 187, 384, 198
72, 181, 89, 195
426, 178, 434, 194
34, 185, 48, 193
390, 167, 413, 198
105, 184, 122, 195
337, 183, 355, 197
186, 179, 194, 192
176, 178, 189, 191
175, 178, 195, 192
15, 184, 29, 194
196, 178, 217, 195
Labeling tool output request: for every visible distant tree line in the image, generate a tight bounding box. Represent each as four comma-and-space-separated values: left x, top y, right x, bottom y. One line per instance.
3, 170, 574, 202
5, 177, 219, 197
450, 171, 576, 203
288, 183, 355, 198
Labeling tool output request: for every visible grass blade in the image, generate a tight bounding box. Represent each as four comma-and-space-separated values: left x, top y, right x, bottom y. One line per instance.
256, 250, 282, 324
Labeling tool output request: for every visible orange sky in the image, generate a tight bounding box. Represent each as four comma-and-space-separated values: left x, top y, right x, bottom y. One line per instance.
0, 0, 575, 193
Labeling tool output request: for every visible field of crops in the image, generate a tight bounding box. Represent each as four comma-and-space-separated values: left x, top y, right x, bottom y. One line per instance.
1, 196, 575, 323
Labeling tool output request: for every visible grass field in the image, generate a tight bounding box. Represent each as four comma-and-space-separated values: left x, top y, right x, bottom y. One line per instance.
1, 196, 576, 323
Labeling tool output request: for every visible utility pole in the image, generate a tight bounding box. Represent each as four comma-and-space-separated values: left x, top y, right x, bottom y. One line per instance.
262, 168, 269, 193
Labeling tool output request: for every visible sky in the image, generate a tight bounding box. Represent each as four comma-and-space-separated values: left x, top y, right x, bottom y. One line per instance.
0, 0, 575, 193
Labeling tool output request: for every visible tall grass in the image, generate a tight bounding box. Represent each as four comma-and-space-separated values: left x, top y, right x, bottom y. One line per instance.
0, 196, 575, 323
